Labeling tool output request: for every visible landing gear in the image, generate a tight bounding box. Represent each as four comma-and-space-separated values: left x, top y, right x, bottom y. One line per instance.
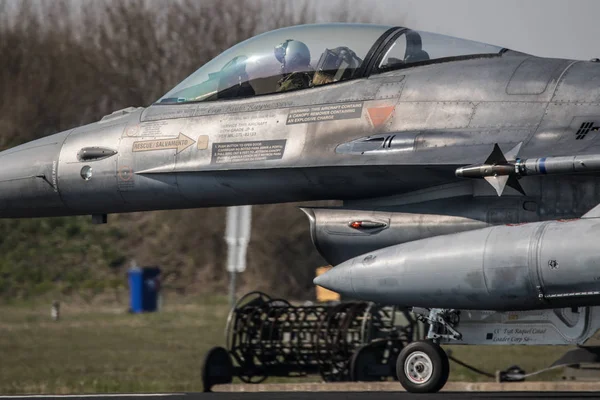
395, 308, 461, 393
396, 340, 449, 393
417, 308, 462, 342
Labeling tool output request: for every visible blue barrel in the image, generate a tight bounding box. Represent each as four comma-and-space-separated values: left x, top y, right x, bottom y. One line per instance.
128, 266, 161, 313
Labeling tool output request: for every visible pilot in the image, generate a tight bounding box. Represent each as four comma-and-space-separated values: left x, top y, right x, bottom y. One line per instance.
274, 39, 313, 92
405, 30, 430, 63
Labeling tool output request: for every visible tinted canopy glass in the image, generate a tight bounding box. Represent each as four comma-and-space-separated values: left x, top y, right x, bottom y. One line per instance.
157, 24, 391, 104
378, 29, 504, 72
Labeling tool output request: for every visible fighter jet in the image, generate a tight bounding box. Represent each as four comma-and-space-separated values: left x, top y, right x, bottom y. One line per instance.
4, 23, 600, 392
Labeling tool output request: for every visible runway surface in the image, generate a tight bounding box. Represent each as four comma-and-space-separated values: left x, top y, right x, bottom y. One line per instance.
2, 393, 600, 400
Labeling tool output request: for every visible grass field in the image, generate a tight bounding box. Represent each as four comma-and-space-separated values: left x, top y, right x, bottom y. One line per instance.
0, 295, 572, 394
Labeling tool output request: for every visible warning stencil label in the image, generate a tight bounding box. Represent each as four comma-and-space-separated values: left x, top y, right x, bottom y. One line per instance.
211, 140, 286, 164
286, 102, 363, 125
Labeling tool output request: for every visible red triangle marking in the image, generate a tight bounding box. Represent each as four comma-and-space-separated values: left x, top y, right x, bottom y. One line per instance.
367, 106, 395, 128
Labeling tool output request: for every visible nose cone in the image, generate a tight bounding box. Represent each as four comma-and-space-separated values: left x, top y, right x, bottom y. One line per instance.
313, 260, 355, 297
0, 131, 70, 217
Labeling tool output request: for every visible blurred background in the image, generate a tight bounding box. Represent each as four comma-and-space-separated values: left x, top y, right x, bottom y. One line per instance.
1, 0, 600, 394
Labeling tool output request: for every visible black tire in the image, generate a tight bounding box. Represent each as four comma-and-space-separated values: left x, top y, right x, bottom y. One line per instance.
202, 346, 234, 392
396, 340, 449, 393
350, 342, 386, 382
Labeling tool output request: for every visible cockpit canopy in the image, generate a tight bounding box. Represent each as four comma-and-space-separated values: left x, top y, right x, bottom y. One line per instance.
157, 24, 505, 104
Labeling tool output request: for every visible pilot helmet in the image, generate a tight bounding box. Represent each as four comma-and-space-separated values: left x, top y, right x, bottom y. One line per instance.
274, 39, 311, 73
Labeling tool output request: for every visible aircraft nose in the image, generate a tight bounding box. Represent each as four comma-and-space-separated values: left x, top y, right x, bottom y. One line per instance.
313, 261, 355, 297
0, 131, 70, 218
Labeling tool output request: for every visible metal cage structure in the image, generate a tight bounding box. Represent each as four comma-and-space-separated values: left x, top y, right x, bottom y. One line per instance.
202, 291, 417, 391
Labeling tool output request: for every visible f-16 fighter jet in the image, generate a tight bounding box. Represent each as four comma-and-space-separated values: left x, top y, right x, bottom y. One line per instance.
4, 23, 600, 392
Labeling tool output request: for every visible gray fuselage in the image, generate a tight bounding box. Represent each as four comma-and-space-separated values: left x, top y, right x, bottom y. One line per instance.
2, 53, 600, 218
4, 48, 600, 311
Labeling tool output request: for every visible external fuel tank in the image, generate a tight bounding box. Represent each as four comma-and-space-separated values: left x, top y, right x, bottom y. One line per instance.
314, 218, 600, 311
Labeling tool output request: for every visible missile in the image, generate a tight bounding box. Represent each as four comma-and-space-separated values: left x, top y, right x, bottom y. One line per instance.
455, 143, 524, 196
455, 143, 600, 196
313, 218, 600, 311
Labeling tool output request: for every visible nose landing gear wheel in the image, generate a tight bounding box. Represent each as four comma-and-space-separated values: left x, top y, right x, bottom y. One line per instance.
396, 340, 449, 393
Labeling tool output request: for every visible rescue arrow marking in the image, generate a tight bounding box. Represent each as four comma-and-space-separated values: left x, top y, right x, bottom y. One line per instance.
132, 133, 195, 154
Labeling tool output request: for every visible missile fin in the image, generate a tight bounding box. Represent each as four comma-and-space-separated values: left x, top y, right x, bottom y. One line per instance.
484, 144, 507, 165
484, 142, 523, 165
484, 175, 526, 196
484, 175, 508, 196
507, 175, 526, 196
504, 142, 523, 162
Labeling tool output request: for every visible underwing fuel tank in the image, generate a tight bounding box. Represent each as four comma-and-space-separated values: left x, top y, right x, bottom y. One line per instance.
314, 218, 600, 311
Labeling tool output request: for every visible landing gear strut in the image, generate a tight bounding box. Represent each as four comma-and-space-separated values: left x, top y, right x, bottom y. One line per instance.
396, 308, 461, 393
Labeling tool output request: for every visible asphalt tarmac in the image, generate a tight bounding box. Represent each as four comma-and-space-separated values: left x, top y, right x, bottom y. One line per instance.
2, 393, 600, 400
